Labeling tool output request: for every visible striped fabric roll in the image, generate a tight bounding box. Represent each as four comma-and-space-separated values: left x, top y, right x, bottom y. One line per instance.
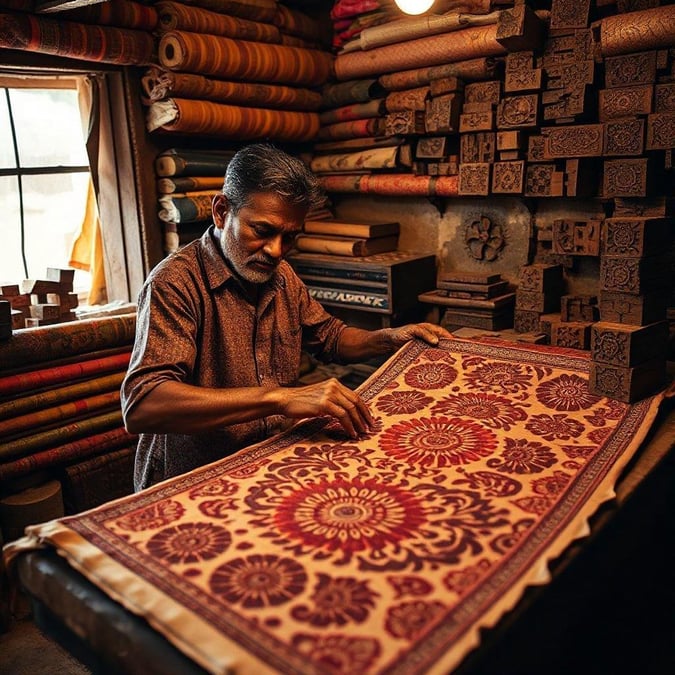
0, 352, 131, 398
319, 98, 385, 125
356, 7, 496, 51
321, 78, 385, 109
158, 29, 334, 86
273, 4, 322, 42
0, 11, 155, 65
177, 0, 277, 23
56, 0, 158, 31
147, 98, 321, 142
379, 56, 499, 91
385, 86, 429, 113
310, 146, 399, 174
158, 192, 219, 224
0, 372, 125, 421
335, 24, 506, 80
155, 1, 280, 42
316, 117, 379, 141
0, 315, 136, 370
0, 410, 123, 462
0, 390, 121, 440
0, 426, 136, 481
141, 67, 321, 111
157, 176, 224, 194
320, 173, 459, 197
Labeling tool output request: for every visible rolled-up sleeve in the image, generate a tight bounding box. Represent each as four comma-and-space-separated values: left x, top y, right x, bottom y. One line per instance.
121, 274, 199, 422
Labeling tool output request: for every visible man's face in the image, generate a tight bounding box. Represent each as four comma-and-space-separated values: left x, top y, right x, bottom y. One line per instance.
213, 191, 306, 285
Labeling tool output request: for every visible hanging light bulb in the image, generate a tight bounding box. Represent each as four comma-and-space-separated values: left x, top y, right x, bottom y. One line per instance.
394, 0, 435, 16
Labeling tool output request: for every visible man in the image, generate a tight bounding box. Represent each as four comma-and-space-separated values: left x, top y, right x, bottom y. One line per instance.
122, 143, 450, 490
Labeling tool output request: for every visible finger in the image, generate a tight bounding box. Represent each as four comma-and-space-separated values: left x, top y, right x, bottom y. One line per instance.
333, 388, 373, 437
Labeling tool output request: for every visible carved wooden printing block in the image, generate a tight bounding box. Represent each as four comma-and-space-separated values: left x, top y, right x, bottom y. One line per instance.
589, 359, 666, 403
591, 321, 669, 368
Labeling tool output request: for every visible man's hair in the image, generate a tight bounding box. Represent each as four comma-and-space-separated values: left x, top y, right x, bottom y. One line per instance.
223, 143, 323, 214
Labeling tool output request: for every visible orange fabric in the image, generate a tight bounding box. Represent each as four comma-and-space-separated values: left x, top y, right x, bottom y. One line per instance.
4, 338, 666, 674
69, 178, 107, 306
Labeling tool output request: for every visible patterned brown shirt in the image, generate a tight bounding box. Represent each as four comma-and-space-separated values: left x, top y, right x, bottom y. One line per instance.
122, 226, 346, 490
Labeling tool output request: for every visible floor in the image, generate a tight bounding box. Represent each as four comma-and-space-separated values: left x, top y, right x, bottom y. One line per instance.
0, 601, 91, 675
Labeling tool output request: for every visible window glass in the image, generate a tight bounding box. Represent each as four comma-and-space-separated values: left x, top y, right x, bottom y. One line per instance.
0, 175, 23, 282
10, 88, 89, 168
0, 82, 93, 296
22, 171, 91, 288
0, 94, 15, 169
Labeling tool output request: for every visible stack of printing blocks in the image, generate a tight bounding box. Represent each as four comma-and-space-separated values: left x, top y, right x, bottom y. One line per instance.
590, 218, 671, 402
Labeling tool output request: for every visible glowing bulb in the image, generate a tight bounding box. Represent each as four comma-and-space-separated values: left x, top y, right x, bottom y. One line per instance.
394, 0, 435, 15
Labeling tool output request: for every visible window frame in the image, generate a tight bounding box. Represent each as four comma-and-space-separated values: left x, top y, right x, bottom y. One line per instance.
0, 53, 160, 304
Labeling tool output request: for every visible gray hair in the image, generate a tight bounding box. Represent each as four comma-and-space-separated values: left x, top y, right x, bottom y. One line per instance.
223, 143, 323, 214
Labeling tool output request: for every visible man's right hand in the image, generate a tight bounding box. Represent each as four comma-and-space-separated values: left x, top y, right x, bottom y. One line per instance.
275, 378, 374, 439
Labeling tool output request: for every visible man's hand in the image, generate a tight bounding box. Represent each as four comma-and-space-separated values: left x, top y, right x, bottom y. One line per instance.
387, 322, 453, 349
275, 378, 374, 438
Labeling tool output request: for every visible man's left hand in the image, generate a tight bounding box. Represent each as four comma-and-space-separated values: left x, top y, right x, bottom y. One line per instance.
387, 322, 453, 349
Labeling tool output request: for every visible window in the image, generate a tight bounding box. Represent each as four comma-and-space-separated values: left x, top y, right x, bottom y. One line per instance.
0, 75, 93, 295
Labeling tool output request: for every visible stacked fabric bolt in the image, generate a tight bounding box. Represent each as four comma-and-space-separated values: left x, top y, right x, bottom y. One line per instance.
0, 315, 138, 520
154, 147, 235, 254
0, 0, 156, 65
142, 0, 333, 142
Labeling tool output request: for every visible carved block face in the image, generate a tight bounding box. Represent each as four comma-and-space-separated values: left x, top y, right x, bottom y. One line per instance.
603, 118, 645, 156
604, 51, 657, 89
646, 113, 675, 150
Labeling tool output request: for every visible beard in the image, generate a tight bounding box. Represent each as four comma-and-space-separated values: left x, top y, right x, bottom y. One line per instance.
221, 223, 277, 285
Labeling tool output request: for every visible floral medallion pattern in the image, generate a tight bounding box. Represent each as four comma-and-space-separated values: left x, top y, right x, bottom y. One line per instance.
60, 338, 663, 675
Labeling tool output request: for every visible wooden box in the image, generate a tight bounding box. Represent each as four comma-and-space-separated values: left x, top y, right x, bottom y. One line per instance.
518, 263, 564, 292
551, 321, 592, 351
287, 251, 436, 319
599, 291, 668, 325
589, 359, 666, 403
601, 218, 672, 257
591, 321, 669, 367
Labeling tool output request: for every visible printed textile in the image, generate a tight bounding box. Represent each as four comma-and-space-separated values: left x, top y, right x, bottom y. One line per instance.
6, 338, 665, 674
